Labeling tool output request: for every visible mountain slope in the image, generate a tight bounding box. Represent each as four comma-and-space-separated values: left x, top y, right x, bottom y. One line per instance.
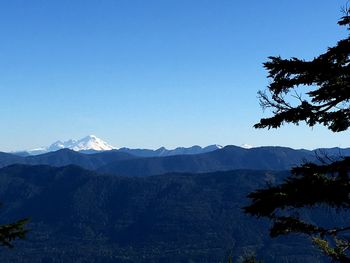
1, 145, 348, 176
0, 149, 137, 170
0, 152, 24, 167
23, 148, 136, 170
48, 135, 115, 151
118, 144, 223, 157
0, 165, 323, 263
98, 146, 317, 176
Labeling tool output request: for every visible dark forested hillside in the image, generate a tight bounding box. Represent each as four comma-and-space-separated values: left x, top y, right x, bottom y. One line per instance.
0, 165, 325, 262
98, 146, 317, 176
0, 149, 136, 170
0, 152, 23, 167
24, 148, 136, 170
3, 146, 348, 177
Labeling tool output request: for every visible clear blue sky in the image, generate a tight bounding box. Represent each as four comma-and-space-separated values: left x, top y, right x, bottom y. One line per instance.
0, 0, 349, 151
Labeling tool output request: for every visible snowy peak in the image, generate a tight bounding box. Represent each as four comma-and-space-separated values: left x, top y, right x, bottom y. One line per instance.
47, 140, 76, 152
34, 135, 115, 154
69, 135, 115, 151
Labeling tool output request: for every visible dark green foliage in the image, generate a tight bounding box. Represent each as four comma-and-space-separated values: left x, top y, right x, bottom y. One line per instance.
245, 158, 350, 217
245, 158, 350, 223
254, 9, 350, 132
245, 7, 350, 262
245, 157, 350, 261
238, 252, 264, 263
0, 218, 28, 248
0, 201, 29, 248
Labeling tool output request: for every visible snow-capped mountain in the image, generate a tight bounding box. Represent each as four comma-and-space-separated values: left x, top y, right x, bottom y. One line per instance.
26, 135, 115, 155
14, 135, 223, 156
47, 135, 115, 152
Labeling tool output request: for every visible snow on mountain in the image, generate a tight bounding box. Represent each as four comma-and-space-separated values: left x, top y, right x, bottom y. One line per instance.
47, 140, 76, 152
69, 135, 115, 151
241, 144, 254, 149
203, 144, 223, 151
19, 136, 222, 156
27, 135, 115, 154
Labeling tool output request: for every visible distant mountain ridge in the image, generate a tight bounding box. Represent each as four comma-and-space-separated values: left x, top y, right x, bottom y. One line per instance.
2, 145, 348, 176
13, 135, 223, 157
3, 149, 136, 171
98, 145, 318, 176
117, 144, 223, 157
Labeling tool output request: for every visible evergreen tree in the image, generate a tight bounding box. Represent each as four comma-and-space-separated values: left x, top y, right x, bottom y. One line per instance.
244, 7, 350, 262
0, 204, 28, 248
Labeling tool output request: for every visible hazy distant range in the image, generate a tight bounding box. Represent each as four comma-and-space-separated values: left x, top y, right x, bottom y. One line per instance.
2, 135, 349, 177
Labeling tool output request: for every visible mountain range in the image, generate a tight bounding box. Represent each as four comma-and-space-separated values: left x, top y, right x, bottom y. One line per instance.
14, 135, 223, 157
2, 137, 350, 262
2, 144, 350, 176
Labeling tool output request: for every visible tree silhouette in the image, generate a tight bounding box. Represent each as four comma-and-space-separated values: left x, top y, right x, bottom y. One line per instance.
255, 8, 350, 133
0, 202, 28, 248
244, 6, 350, 262
0, 217, 28, 248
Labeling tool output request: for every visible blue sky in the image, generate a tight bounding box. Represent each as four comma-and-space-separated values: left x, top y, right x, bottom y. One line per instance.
0, 0, 348, 151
